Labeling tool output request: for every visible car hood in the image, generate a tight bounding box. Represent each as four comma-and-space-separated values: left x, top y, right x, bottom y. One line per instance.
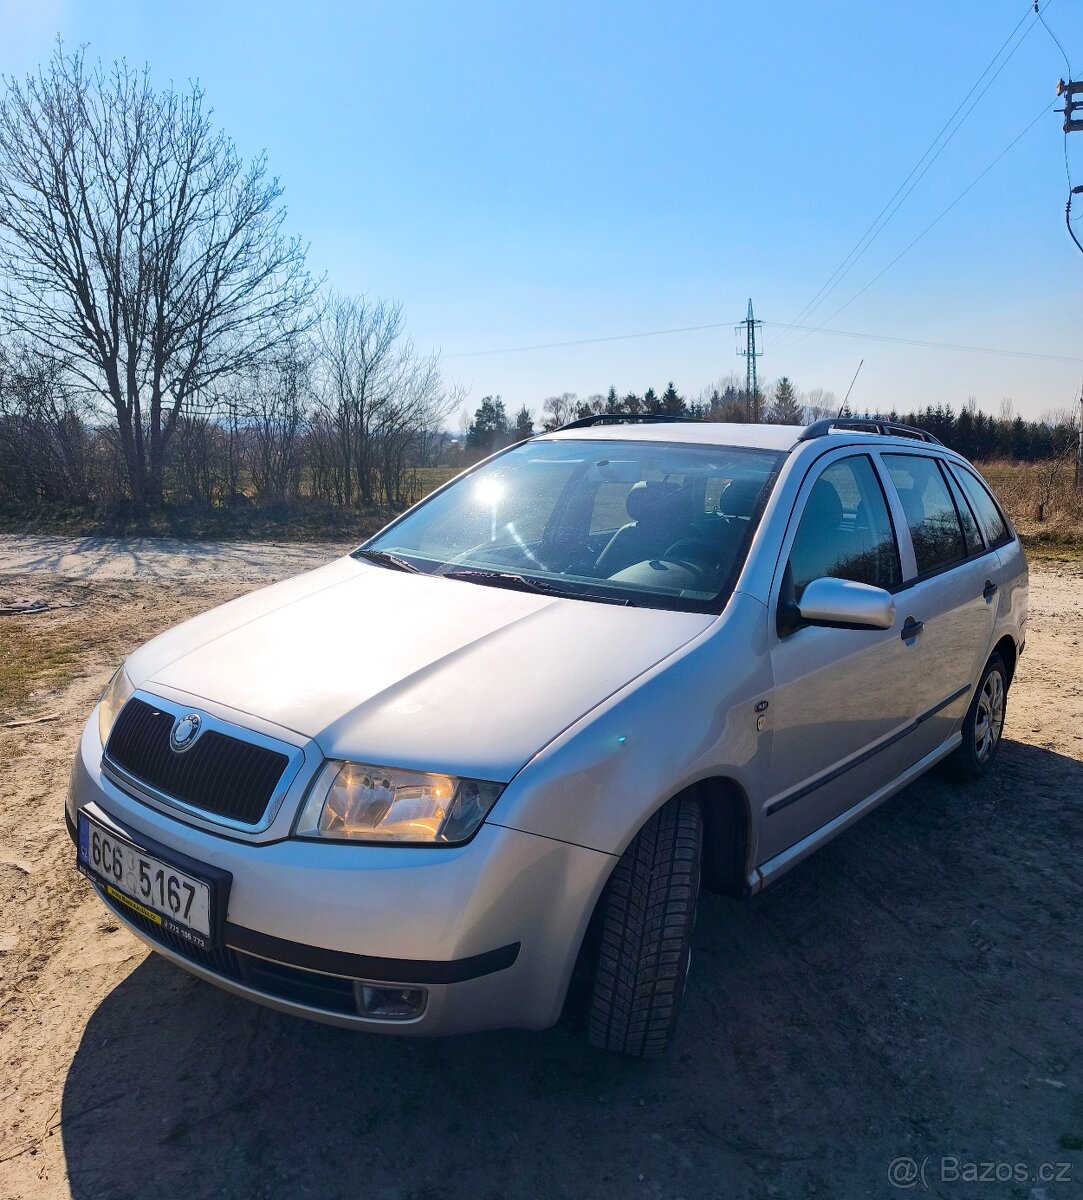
129, 556, 714, 781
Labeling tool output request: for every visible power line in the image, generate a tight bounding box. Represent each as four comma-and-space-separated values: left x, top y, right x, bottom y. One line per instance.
443, 321, 735, 358
1036, 0, 1072, 75
442, 317, 1083, 365
760, 320, 1083, 364
782, 98, 1054, 350
771, 0, 1042, 355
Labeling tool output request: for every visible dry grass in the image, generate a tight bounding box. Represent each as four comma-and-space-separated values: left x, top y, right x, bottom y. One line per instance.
0, 614, 88, 717
978, 459, 1083, 560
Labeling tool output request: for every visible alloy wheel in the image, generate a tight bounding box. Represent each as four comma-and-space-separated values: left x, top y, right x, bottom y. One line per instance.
974, 670, 1005, 763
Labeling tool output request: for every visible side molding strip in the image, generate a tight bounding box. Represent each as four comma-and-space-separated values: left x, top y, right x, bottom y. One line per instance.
765, 684, 971, 817
750, 733, 963, 893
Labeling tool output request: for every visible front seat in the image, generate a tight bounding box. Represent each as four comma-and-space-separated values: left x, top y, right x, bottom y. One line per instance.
595, 481, 684, 576
789, 478, 847, 595
716, 477, 764, 519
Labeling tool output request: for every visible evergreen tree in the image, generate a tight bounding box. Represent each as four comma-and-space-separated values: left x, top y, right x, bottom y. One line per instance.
513, 405, 534, 440
1011, 415, 1028, 459
642, 387, 660, 413
954, 407, 974, 458
466, 396, 509, 452
767, 376, 802, 424
659, 381, 685, 416
604, 386, 621, 414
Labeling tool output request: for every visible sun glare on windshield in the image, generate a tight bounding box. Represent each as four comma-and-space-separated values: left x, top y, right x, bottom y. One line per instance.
360, 439, 782, 612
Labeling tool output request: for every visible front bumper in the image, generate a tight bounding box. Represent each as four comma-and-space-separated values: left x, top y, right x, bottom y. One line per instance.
69, 715, 615, 1035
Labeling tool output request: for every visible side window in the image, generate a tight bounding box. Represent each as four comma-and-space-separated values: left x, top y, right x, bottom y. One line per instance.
952, 464, 1012, 548
883, 454, 967, 575
788, 456, 901, 599
941, 465, 983, 555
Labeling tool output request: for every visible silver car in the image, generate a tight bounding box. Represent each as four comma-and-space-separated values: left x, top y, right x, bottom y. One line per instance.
68, 416, 1027, 1056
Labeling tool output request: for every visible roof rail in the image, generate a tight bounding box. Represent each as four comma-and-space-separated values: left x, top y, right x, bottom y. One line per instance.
797, 417, 943, 445
556, 413, 701, 431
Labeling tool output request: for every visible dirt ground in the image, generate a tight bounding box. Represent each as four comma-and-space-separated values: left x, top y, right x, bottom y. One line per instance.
0, 535, 1080, 1200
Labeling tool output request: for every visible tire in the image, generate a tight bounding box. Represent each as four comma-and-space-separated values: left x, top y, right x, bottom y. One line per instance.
942, 653, 1008, 782
586, 794, 702, 1057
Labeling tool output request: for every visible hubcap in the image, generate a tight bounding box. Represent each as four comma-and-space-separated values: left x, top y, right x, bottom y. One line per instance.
974, 670, 1005, 763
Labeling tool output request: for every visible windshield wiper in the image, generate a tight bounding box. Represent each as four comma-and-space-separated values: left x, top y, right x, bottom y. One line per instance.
438, 567, 634, 605
355, 548, 423, 574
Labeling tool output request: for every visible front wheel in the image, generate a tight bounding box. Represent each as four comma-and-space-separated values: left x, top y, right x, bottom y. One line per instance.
586, 794, 702, 1057
942, 653, 1008, 781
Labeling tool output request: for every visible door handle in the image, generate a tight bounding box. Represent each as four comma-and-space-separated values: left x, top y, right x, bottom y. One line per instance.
901, 617, 925, 641
982, 579, 998, 601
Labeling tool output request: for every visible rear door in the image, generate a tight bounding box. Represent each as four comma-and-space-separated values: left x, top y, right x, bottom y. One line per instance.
876, 451, 999, 759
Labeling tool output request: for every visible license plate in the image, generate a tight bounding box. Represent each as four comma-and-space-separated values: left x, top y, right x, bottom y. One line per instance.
78, 812, 213, 949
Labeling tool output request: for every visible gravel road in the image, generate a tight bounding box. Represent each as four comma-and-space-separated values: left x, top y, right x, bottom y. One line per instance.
0, 536, 1080, 1199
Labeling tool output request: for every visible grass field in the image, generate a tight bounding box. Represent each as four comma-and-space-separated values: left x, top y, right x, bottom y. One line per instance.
979, 459, 1083, 560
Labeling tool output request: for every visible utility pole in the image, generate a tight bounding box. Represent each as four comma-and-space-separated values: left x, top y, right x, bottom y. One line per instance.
1057, 78, 1083, 256
735, 298, 763, 422
1075, 377, 1083, 490
1059, 78, 1083, 133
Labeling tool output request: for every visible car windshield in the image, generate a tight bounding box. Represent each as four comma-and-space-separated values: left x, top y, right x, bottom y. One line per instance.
358, 438, 783, 611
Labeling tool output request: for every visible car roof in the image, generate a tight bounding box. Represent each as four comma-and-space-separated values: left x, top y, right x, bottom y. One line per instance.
538, 422, 803, 452
536, 421, 962, 458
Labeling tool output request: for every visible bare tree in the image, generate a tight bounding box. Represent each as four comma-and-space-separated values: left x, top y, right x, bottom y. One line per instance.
1034, 410, 1079, 521
0, 340, 91, 503
169, 411, 227, 507
0, 46, 315, 506
803, 388, 837, 422
242, 348, 310, 503
317, 293, 461, 505
317, 294, 406, 504
540, 393, 579, 431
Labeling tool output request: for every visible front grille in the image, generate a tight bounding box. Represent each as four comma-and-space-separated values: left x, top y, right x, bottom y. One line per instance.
99, 886, 359, 1016
106, 698, 289, 826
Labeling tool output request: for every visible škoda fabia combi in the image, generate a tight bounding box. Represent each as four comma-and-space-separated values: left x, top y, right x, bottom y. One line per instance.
69, 415, 1026, 1056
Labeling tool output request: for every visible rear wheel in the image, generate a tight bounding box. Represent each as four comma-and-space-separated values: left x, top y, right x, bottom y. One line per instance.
942, 653, 1008, 781
586, 794, 702, 1058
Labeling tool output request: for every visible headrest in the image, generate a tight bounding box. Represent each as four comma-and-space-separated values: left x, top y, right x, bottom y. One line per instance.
803, 479, 844, 530
897, 486, 925, 527
718, 478, 763, 517
625, 480, 682, 522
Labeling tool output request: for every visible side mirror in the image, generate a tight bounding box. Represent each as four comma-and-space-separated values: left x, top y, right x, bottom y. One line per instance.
795, 577, 896, 631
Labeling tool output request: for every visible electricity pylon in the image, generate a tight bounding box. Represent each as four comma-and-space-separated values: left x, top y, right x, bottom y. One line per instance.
735, 298, 763, 421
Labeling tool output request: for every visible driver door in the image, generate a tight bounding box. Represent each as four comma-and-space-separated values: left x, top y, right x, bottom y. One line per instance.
758, 452, 924, 864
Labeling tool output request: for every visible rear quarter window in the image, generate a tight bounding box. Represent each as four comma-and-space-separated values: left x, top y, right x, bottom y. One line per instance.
951, 463, 1013, 549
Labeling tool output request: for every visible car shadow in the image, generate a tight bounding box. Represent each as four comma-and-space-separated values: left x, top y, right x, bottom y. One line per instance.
61, 737, 1083, 1199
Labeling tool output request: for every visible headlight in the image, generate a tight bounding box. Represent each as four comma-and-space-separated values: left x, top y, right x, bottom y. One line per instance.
295, 761, 504, 844
98, 665, 135, 746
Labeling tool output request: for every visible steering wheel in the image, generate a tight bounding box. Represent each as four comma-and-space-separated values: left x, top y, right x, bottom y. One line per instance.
662, 538, 720, 571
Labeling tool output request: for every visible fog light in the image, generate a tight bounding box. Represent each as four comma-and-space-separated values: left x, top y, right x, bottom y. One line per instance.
354, 983, 427, 1020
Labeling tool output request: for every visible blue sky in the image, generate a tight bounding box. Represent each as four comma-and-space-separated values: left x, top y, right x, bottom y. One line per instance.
2, 0, 1082, 420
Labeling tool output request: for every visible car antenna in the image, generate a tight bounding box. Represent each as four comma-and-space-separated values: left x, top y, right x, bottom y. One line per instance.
838, 359, 864, 416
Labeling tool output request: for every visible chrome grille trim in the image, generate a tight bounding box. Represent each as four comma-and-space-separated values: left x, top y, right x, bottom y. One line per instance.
102, 690, 308, 834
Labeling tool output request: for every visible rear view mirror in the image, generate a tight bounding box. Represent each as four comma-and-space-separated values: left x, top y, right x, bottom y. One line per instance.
590, 459, 642, 483
796, 577, 896, 631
